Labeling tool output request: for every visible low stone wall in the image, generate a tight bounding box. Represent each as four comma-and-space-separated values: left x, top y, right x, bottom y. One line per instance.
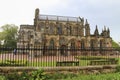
0, 65, 117, 75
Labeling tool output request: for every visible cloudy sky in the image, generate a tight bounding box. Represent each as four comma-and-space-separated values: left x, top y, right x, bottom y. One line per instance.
0, 0, 120, 42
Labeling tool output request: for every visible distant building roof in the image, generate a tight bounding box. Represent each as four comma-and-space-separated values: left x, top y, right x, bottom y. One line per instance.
39, 14, 82, 22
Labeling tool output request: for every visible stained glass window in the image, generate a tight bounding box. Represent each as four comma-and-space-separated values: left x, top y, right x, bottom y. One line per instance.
81, 40, 85, 49
49, 23, 54, 34
49, 39, 54, 48
58, 24, 62, 35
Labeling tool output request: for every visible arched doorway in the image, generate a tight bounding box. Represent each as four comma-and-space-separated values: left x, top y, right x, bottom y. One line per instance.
90, 39, 94, 49
81, 40, 85, 49
59, 37, 68, 56
48, 38, 56, 55
60, 45, 67, 56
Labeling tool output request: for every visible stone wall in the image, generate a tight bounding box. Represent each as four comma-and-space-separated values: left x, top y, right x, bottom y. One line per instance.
0, 65, 117, 75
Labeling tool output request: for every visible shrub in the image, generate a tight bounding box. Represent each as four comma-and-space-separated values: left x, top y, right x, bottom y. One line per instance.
76, 56, 116, 61
46, 72, 77, 80
115, 65, 120, 72
30, 69, 47, 80
0, 60, 27, 66
4, 69, 47, 80
0, 75, 6, 80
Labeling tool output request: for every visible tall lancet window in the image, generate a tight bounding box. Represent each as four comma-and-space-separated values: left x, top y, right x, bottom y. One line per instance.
100, 40, 103, 48
74, 26, 78, 35
71, 40, 75, 49
58, 24, 62, 35
90, 40, 95, 49
67, 26, 71, 35
49, 23, 54, 34
81, 40, 85, 49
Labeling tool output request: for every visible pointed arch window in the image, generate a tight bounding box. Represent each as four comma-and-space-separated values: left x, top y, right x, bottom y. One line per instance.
81, 40, 85, 49
66, 26, 71, 35
90, 40, 94, 49
59, 37, 65, 46
75, 27, 78, 35
49, 23, 54, 34
100, 40, 103, 49
73, 26, 78, 35
71, 41, 75, 49
49, 39, 54, 49
58, 24, 62, 35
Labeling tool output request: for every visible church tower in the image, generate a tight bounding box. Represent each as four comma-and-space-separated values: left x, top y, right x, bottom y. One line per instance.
34, 8, 39, 31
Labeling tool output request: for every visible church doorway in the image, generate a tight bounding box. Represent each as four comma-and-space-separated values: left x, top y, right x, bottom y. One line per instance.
60, 45, 68, 56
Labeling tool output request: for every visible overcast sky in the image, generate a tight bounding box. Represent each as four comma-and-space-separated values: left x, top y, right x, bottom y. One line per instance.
0, 0, 120, 42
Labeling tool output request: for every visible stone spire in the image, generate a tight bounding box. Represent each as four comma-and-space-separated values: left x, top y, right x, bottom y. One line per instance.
104, 26, 106, 31
107, 27, 110, 37
101, 26, 108, 37
85, 19, 88, 24
94, 25, 99, 36
107, 27, 110, 33
85, 19, 90, 36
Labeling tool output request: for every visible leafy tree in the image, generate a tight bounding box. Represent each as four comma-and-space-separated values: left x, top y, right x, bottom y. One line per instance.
0, 24, 18, 48
112, 40, 120, 50
0, 32, 2, 46
112, 40, 119, 47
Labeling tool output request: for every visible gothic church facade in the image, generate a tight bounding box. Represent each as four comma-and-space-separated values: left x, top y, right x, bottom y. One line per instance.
17, 8, 112, 51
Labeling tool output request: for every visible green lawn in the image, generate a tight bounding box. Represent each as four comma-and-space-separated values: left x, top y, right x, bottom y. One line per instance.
28, 61, 56, 67
64, 72, 120, 80
0, 56, 120, 67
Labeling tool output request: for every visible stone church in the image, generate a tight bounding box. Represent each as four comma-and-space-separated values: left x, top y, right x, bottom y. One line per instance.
17, 8, 112, 55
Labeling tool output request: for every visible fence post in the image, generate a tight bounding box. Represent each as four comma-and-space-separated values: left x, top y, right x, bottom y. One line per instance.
67, 47, 70, 56
29, 46, 34, 58
39, 46, 43, 56
56, 47, 60, 56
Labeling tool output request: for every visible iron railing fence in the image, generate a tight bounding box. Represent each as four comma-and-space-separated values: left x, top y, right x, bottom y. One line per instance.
0, 47, 120, 67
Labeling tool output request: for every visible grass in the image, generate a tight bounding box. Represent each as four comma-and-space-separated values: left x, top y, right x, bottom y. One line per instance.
0, 75, 6, 80
77, 56, 120, 66
0, 55, 120, 67
64, 72, 120, 80
1, 69, 120, 80
28, 61, 56, 67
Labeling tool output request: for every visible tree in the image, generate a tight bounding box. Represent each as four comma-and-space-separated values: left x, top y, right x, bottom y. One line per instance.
0, 32, 2, 46
0, 24, 18, 48
112, 40, 120, 50
112, 40, 119, 47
